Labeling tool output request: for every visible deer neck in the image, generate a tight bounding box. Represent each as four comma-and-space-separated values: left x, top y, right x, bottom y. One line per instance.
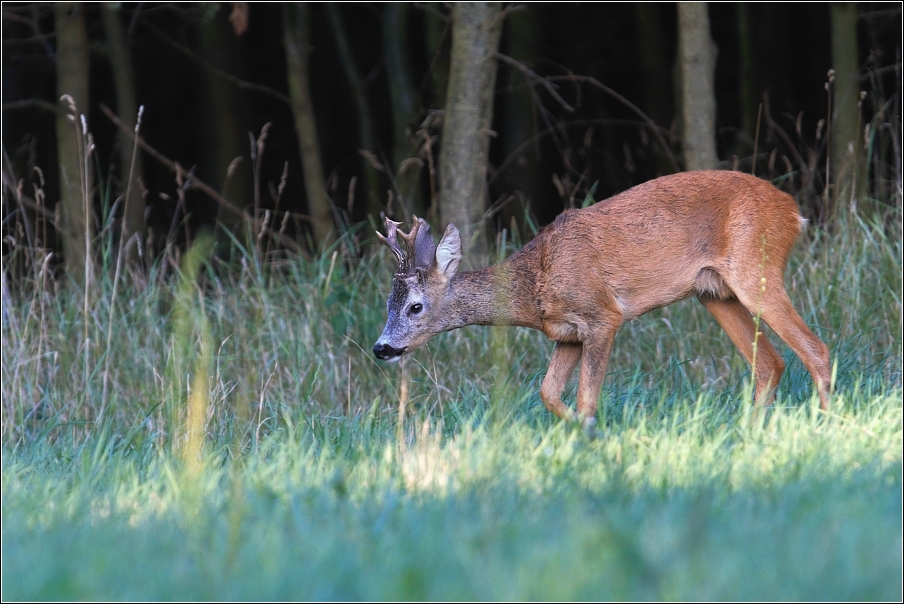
445, 257, 542, 331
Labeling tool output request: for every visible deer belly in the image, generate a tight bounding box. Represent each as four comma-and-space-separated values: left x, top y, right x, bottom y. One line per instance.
612, 268, 700, 318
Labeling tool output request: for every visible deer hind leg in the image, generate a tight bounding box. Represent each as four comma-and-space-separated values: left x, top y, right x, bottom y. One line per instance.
698, 295, 785, 405
540, 342, 582, 420
758, 289, 831, 409
732, 275, 831, 409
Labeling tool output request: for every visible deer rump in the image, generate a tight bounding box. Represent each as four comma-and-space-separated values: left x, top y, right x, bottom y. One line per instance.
374, 171, 831, 422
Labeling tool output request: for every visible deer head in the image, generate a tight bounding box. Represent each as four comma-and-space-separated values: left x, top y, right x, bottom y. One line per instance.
373, 215, 462, 362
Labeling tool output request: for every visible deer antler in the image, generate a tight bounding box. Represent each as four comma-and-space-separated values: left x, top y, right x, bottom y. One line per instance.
377, 214, 436, 273
375, 213, 406, 271
396, 215, 422, 258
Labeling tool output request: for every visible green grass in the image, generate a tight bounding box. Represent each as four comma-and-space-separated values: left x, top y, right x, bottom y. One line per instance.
2, 213, 902, 600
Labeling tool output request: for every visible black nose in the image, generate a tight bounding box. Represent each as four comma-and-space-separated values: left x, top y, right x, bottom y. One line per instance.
373, 343, 405, 360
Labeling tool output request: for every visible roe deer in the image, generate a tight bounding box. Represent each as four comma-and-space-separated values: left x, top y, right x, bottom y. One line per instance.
373, 171, 831, 423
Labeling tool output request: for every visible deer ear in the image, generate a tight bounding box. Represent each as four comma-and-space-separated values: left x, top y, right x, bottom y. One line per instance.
412, 217, 437, 270
434, 224, 462, 279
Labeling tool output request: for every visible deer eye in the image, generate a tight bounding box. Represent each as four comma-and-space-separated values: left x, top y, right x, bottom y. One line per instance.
409, 303, 423, 315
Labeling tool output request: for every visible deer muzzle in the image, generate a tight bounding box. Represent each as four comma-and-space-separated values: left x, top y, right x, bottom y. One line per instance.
373, 342, 406, 362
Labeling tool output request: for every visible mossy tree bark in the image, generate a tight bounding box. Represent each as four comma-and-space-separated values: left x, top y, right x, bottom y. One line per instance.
55, 2, 93, 286
284, 3, 336, 252
439, 2, 502, 260
676, 2, 718, 171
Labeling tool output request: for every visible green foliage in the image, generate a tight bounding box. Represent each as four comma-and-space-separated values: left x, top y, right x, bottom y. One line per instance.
1, 211, 901, 600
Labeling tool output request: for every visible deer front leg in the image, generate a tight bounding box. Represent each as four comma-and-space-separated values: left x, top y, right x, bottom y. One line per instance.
540, 343, 582, 420
576, 324, 620, 425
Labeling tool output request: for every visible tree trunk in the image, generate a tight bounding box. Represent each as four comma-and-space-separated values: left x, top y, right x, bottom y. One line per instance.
500, 6, 541, 227
830, 2, 864, 218
424, 3, 450, 110
284, 3, 335, 251
634, 3, 673, 175
55, 3, 92, 286
384, 3, 423, 219
736, 3, 757, 142
198, 6, 251, 238
439, 2, 502, 260
325, 4, 381, 220
102, 3, 144, 267
677, 3, 718, 171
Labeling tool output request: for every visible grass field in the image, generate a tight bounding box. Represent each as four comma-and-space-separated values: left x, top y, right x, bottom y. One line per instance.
2, 211, 902, 600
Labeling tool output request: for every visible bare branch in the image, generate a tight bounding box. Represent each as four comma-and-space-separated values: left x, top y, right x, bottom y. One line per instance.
495, 53, 575, 113
143, 22, 291, 105
547, 74, 680, 172
491, 3, 527, 29
490, 118, 677, 187
2, 99, 59, 115
2, 32, 55, 45
413, 3, 449, 22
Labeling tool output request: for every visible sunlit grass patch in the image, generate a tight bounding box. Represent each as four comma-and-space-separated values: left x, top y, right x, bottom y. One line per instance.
2, 393, 901, 600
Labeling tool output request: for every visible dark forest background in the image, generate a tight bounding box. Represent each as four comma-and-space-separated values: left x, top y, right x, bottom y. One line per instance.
2, 2, 901, 284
